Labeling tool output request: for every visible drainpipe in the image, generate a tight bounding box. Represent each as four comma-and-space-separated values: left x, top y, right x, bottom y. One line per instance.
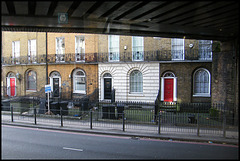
46, 32, 48, 85
46, 32, 48, 110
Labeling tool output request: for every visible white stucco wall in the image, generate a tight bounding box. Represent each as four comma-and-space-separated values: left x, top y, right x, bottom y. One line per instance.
98, 62, 159, 103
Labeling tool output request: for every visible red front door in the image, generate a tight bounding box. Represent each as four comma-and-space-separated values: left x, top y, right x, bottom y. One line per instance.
164, 78, 173, 102
10, 78, 15, 96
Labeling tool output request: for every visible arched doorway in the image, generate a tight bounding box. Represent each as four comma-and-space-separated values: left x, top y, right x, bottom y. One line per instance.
50, 71, 61, 97
103, 73, 112, 100
6, 72, 16, 96
161, 72, 177, 102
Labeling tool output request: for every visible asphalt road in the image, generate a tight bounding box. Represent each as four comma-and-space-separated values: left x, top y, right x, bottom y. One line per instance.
1, 125, 238, 159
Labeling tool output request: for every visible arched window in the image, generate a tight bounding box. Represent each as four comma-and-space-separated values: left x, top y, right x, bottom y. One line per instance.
130, 70, 143, 93
193, 68, 211, 96
73, 69, 86, 94
103, 73, 112, 78
163, 72, 175, 77
26, 70, 37, 91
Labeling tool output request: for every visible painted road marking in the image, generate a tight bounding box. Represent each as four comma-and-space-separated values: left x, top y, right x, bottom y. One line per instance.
63, 147, 83, 152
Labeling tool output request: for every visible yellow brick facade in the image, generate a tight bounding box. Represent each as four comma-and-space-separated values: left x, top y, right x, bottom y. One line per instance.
2, 31, 46, 57
47, 33, 98, 56
47, 33, 99, 98
2, 32, 47, 97
2, 31, 213, 102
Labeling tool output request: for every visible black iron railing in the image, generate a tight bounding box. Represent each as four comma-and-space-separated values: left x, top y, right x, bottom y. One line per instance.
2, 49, 212, 65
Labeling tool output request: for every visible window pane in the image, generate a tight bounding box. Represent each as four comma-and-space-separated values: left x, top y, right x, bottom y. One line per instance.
109, 35, 119, 61
171, 38, 184, 60
74, 69, 86, 93
75, 77, 85, 91
12, 41, 20, 58
75, 36, 85, 62
130, 70, 143, 92
199, 40, 212, 60
194, 69, 210, 95
132, 37, 144, 61
27, 71, 36, 90
56, 37, 65, 54
76, 71, 84, 76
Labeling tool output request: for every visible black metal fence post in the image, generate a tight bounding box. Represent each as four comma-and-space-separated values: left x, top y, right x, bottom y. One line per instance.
158, 112, 161, 135
34, 107, 37, 125
223, 112, 226, 138
90, 109, 93, 129
11, 105, 13, 122
197, 113, 200, 136
60, 107, 63, 127
122, 111, 125, 132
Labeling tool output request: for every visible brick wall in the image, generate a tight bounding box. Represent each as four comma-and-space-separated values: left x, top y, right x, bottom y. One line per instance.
2, 31, 46, 57
48, 64, 98, 99
47, 32, 98, 54
2, 32, 47, 97
160, 62, 212, 103
2, 65, 46, 97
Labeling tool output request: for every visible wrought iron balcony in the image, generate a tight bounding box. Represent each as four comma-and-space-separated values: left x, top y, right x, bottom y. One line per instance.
2, 49, 212, 66
2, 55, 47, 65
98, 49, 212, 62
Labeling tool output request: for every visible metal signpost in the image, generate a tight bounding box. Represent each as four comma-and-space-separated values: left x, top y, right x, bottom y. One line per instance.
45, 85, 51, 114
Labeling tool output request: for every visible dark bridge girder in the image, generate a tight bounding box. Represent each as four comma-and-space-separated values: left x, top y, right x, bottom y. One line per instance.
1, 1, 239, 41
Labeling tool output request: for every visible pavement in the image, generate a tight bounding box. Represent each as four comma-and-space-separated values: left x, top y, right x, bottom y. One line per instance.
1, 113, 239, 146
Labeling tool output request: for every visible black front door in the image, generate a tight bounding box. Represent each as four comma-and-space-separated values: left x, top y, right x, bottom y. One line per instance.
53, 78, 60, 97
104, 78, 112, 99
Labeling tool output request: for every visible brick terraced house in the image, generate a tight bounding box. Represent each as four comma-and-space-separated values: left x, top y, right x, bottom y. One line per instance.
1, 31, 238, 123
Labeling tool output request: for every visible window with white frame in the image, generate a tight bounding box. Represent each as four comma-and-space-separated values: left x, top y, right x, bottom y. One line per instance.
130, 70, 143, 93
28, 39, 37, 63
73, 69, 86, 94
56, 37, 65, 62
132, 36, 144, 61
171, 38, 184, 60
108, 35, 119, 61
26, 70, 37, 91
199, 40, 212, 60
193, 68, 211, 97
75, 36, 85, 62
12, 41, 20, 64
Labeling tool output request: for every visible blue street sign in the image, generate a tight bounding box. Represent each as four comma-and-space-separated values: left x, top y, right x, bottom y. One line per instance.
45, 85, 51, 93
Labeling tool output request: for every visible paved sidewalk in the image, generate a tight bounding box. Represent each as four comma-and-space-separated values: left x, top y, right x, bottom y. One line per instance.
1, 113, 238, 145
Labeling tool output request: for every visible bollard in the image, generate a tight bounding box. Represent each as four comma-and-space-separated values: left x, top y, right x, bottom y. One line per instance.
11, 105, 13, 122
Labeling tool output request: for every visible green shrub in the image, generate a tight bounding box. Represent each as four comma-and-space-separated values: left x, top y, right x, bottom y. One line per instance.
209, 108, 219, 118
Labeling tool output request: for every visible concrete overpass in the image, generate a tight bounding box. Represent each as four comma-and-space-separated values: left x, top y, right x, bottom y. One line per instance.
1, 1, 239, 41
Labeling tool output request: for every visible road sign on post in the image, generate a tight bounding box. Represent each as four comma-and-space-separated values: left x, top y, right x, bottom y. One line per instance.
45, 85, 51, 114
45, 85, 51, 93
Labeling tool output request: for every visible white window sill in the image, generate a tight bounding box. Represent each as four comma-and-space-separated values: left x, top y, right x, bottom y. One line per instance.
26, 90, 37, 92
129, 92, 144, 96
109, 60, 120, 62
193, 94, 211, 97
73, 91, 86, 94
